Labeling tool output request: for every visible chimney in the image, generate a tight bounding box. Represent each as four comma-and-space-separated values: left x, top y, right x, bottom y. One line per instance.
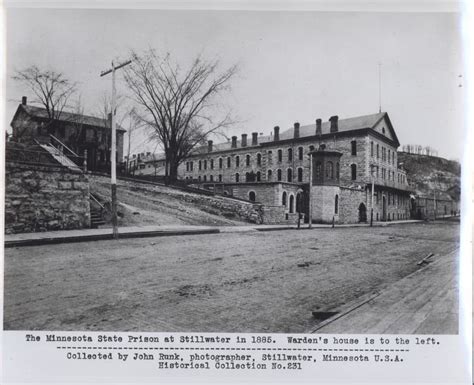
273, 126, 280, 141
316, 118, 322, 135
231, 136, 237, 148
294, 122, 300, 138
208, 140, 213, 152
329, 115, 339, 133
252, 132, 258, 146
21, 96, 27, 105
241, 134, 247, 147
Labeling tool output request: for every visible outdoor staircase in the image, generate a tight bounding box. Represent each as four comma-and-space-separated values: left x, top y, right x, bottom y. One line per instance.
90, 208, 106, 228
35, 135, 83, 172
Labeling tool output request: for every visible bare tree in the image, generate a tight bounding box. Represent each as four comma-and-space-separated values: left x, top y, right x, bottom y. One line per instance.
13, 65, 77, 129
123, 49, 238, 183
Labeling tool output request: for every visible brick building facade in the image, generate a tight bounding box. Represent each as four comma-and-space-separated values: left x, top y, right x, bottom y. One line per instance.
179, 112, 413, 224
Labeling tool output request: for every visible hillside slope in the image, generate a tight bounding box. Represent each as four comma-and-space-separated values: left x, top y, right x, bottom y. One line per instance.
398, 152, 461, 201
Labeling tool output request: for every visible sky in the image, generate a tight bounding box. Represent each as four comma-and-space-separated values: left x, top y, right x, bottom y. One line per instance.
5, 8, 465, 160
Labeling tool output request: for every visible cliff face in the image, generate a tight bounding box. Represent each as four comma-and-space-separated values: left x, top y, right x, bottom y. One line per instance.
397, 152, 461, 201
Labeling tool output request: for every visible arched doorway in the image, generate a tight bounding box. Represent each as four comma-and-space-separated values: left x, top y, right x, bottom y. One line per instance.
358, 203, 367, 223
248, 191, 256, 202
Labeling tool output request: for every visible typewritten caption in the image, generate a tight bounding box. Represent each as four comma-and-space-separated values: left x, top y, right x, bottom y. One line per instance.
23, 333, 442, 371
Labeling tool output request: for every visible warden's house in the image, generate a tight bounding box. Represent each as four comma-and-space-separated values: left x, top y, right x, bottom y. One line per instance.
10, 96, 125, 172
180, 112, 413, 224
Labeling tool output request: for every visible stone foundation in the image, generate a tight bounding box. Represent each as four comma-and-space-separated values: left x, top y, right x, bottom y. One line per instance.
5, 162, 91, 234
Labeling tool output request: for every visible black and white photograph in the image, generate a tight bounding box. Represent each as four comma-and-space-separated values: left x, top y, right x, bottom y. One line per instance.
1, 0, 467, 349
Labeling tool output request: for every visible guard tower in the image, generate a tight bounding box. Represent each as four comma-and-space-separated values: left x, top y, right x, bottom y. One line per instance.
310, 145, 343, 223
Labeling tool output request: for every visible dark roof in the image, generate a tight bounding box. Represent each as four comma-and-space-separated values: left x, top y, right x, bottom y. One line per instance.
191, 112, 397, 155
13, 104, 126, 132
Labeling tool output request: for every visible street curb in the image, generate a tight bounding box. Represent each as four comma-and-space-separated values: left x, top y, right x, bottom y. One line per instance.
4, 228, 220, 248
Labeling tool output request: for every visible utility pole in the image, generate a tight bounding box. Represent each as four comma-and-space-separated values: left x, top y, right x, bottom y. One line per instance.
370, 164, 374, 226
378, 62, 382, 113
308, 152, 313, 228
100, 59, 131, 239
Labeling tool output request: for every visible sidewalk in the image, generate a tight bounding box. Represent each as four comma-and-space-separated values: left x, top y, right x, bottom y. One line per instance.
4, 220, 423, 248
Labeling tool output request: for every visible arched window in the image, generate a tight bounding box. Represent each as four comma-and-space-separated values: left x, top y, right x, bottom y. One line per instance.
235, 173, 240, 182
336, 162, 340, 179
210, 159, 214, 169
219, 158, 223, 169
267, 169, 273, 181
198, 160, 202, 170
309, 145, 315, 152
298, 147, 304, 160
227, 157, 231, 168
351, 140, 357, 155
335, 195, 339, 214
210, 175, 214, 182
376, 144, 379, 159
277, 169, 282, 181
246, 154, 251, 166
351, 164, 357, 180
315, 161, 322, 179
326, 161, 334, 178
287, 168, 292, 182
370, 141, 374, 157
249, 191, 256, 202
204, 160, 207, 170
288, 148, 293, 161
268, 150, 273, 163
203, 175, 207, 181
190, 161, 194, 171
278, 149, 283, 162
257, 153, 262, 166
218, 174, 222, 182
297, 167, 303, 182
256, 171, 261, 182
198, 175, 201, 181
235, 155, 240, 168
282, 191, 287, 206
245, 172, 250, 182
289, 195, 295, 213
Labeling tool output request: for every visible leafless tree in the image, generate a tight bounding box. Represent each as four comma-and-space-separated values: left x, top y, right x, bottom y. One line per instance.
13, 65, 77, 126
123, 49, 238, 183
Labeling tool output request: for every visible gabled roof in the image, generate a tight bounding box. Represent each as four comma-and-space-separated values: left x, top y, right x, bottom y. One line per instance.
190, 112, 399, 155
12, 104, 126, 132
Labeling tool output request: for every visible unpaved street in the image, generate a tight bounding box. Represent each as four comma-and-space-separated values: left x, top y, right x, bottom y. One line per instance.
4, 221, 459, 333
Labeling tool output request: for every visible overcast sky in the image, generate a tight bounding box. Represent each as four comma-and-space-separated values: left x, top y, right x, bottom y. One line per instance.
5, 8, 465, 160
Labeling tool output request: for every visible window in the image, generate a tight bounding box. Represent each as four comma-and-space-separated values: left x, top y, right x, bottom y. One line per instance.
376, 166, 379, 178
267, 169, 273, 181
218, 174, 222, 182
249, 191, 256, 202
268, 150, 273, 163
256, 171, 261, 182
190, 161, 193, 171
278, 149, 283, 162
203, 175, 207, 181
199, 160, 202, 170
376, 144, 379, 159
309, 145, 315, 152
235, 155, 240, 168
277, 169, 282, 181
198, 175, 201, 181
186, 162, 189, 172
298, 147, 303, 160
219, 158, 223, 169
210, 175, 214, 182
287, 168, 292, 182
204, 160, 207, 170
371, 141, 374, 157
326, 161, 334, 178
351, 140, 357, 155
297, 167, 303, 182
246, 154, 250, 166
288, 148, 293, 161
227, 157, 231, 168
335, 195, 339, 214
257, 153, 262, 166
235, 173, 239, 182
336, 162, 340, 179
282, 191, 287, 206
315, 161, 322, 179
388, 149, 391, 164
382, 127, 386, 134
289, 195, 294, 213
351, 164, 357, 180
392, 152, 395, 165
210, 159, 214, 169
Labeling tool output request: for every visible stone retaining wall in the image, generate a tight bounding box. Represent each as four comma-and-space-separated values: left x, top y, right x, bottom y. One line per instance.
5, 162, 91, 234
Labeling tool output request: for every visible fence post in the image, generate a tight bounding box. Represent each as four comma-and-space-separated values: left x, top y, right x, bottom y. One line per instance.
83, 150, 88, 172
